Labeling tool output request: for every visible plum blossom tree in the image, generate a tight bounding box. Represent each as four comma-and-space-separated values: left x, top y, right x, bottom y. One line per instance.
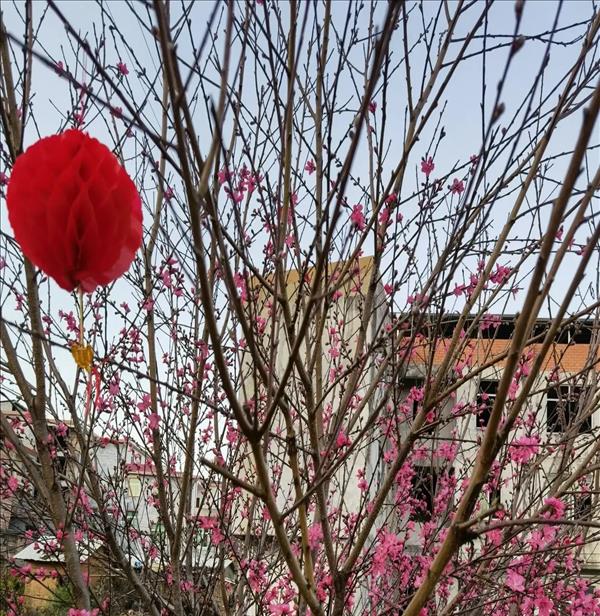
1, 1, 600, 615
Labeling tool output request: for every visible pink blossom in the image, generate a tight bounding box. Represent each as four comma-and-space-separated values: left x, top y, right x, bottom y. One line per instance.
246, 559, 267, 592
407, 292, 428, 306
409, 385, 424, 403
109, 378, 120, 396
486, 528, 503, 546
505, 568, 525, 592
421, 157, 434, 177
368, 100, 377, 113
225, 187, 244, 203
528, 526, 557, 550
55, 422, 68, 437
544, 496, 566, 520
479, 314, 501, 331
226, 423, 239, 445
335, 430, 351, 449
244, 172, 262, 194
6, 475, 18, 495
73, 487, 93, 515
116, 61, 129, 76
147, 413, 160, 430
308, 523, 323, 550
350, 204, 366, 231
534, 595, 553, 616
211, 526, 224, 545
217, 167, 233, 185
255, 316, 267, 335
304, 159, 316, 174
436, 442, 457, 462
371, 530, 404, 577
137, 394, 152, 413
450, 178, 465, 195
489, 264, 512, 285
233, 272, 248, 302
378, 207, 390, 226
160, 268, 172, 288
509, 435, 540, 464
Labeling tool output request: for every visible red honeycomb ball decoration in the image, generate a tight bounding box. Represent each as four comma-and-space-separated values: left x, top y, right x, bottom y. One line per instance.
7, 129, 142, 292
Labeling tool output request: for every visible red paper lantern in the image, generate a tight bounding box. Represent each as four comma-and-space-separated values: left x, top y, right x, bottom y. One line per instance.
7, 129, 142, 292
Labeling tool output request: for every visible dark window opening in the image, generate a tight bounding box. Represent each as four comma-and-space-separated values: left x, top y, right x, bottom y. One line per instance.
572, 325, 592, 344
480, 320, 514, 340
55, 432, 68, 450
573, 493, 592, 520
440, 317, 514, 339
398, 377, 424, 419
476, 380, 498, 428
435, 317, 593, 343
547, 385, 591, 434
555, 325, 592, 344
401, 378, 437, 435
410, 466, 438, 523
55, 454, 67, 476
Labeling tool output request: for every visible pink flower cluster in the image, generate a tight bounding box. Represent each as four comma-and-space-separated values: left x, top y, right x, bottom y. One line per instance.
219, 164, 262, 202
509, 435, 540, 464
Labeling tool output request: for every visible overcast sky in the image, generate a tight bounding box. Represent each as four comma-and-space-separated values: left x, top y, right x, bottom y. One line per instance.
1, 1, 599, 398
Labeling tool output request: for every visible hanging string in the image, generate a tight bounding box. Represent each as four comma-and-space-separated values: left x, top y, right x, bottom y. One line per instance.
70, 287, 100, 419
71, 287, 93, 373
78, 286, 84, 346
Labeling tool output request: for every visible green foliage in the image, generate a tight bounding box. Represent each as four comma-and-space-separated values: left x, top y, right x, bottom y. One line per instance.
0, 568, 25, 616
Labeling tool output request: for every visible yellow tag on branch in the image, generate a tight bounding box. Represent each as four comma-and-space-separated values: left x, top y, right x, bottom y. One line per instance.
71, 343, 93, 372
